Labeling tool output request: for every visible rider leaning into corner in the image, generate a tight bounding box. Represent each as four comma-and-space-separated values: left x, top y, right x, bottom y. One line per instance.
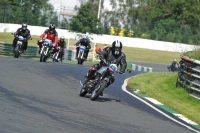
83, 40, 127, 88
37, 24, 59, 55
75, 34, 91, 60
11, 23, 31, 55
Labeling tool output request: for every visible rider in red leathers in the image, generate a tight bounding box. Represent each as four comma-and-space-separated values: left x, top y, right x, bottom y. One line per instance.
37, 24, 59, 55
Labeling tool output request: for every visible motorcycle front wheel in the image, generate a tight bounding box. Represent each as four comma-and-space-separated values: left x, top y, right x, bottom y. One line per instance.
77, 58, 84, 65
90, 80, 108, 101
80, 88, 88, 97
52, 53, 57, 62
40, 53, 47, 62
14, 47, 20, 58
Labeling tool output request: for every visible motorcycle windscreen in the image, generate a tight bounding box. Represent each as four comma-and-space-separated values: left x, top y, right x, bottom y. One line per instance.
108, 64, 117, 73
79, 46, 85, 51
18, 36, 24, 41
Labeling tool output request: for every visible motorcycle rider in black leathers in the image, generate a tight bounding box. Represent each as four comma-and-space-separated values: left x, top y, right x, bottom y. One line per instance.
57, 36, 66, 62
167, 59, 179, 71
75, 34, 91, 60
11, 23, 31, 55
83, 40, 127, 89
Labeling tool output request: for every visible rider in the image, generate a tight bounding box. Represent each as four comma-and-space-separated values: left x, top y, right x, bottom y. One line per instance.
37, 24, 58, 55
168, 59, 178, 71
11, 23, 31, 55
75, 34, 91, 60
56, 36, 66, 62
83, 40, 127, 88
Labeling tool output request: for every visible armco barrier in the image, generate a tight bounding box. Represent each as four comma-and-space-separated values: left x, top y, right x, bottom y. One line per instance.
0, 42, 73, 60
176, 55, 200, 100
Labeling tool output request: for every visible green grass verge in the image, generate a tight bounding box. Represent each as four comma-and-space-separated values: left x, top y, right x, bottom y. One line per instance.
128, 72, 200, 125
0, 32, 181, 64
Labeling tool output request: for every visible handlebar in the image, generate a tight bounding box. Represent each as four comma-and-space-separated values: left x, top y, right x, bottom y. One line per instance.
99, 56, 108, 66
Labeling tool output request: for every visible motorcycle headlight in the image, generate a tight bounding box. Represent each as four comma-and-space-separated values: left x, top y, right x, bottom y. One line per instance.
17, 41, 22, 45
43, 42, 48, 46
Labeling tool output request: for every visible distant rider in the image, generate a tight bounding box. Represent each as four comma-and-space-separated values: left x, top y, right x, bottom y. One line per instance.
11, 23, 31, 55
168, 59, 179, 71
37, 24, 58, 55
83, 40, 127, 88
75, 34, 91, 60
56, 36, 66, 62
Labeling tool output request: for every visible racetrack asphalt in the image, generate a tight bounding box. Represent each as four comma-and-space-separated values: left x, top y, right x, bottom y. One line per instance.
0, 56, 199, 133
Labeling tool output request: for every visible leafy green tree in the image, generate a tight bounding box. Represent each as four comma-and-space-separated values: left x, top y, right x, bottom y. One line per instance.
69, 2, 103, 34
60, 17, 69, 29
0, 0, 57, 26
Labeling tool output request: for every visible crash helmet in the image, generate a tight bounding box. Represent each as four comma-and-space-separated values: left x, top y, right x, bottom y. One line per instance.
22, 23, 27, 31
112, 40, 122, 55
60, 36, 65, 42
82, 34, 88, 39
49, 24, 56, 33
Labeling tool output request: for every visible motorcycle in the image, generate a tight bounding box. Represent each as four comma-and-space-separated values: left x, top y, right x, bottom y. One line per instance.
79, 57, 118, 101
167, 64, 180, 72
52, 46, 63, 62
12, 33, 31, 58
39, 39, 53, 62
77, 45, 86, 65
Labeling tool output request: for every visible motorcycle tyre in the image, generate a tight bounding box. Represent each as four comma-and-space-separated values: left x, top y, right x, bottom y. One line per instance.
52, 53, 56, 62
90, 80, 108, 101
80, 88, 88, 97
14, 47, 20, 58
78, 58, 84, 65
40, 53, 46, 62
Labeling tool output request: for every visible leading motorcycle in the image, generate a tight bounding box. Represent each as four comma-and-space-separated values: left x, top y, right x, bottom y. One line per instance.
39, 39, 53, 62
12, 33, 31, 58
79, 57, 118, 101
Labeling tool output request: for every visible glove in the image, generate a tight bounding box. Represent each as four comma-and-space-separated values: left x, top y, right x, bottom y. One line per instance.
53, 43, 57, 47
102, 59, 108, 66
127, 69, 132, 73
39, 39, 43, 42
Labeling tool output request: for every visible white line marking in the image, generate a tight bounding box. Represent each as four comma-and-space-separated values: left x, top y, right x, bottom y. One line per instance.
145, 97, 164, 105
122, 78, 200, 133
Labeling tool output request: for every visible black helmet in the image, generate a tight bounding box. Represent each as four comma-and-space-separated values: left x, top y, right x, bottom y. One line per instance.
22, 23, 27, 31
112, 40, 122, 55
49, 24, 55, 33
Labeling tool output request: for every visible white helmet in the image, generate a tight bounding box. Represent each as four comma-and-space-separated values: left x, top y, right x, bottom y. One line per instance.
60, 36, 65, 40
83, 34, 87, 39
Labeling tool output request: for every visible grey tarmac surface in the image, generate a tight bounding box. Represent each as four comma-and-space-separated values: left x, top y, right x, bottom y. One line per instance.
0, 57, 197, 133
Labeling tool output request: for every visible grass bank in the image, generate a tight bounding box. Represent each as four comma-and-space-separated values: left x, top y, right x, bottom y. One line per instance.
128, 72, 200, 125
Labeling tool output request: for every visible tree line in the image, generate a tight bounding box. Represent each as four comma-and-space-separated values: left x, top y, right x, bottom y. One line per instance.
0, 0, 200, 45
